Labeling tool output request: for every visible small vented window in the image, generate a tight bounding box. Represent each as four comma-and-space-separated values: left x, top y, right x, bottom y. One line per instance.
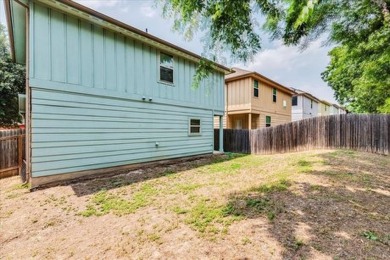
189, 118, 201, 135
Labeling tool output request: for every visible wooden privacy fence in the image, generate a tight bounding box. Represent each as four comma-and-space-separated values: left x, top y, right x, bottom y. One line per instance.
0, 128, 26, 178
215, 114, 389, 155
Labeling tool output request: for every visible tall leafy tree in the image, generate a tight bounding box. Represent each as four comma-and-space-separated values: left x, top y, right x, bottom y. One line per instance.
322, 25, 390, 113
161, 0, 390, 113
0, 24, 26, 126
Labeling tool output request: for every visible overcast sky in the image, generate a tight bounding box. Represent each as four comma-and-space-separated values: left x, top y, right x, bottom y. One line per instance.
0, 0, 337, 103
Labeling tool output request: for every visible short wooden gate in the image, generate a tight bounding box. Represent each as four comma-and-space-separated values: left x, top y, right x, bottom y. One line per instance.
0, 129, 26, 179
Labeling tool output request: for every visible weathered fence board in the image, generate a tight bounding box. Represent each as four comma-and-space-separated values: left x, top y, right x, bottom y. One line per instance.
0, 129, 26, 178
215, 114, 390, 155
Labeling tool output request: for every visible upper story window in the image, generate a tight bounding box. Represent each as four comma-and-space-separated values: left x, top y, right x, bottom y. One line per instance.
266, 116, 271, 127
292, 96, 298, 106
160, 52, 174, 84
325, 105, 328, 111
283, 100, 287, 109
254, 80, 259, 97
311, 100, 313, 109
272, 88, 277, 102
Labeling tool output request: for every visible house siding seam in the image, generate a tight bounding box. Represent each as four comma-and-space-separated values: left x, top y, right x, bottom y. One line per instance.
29, 2, 223, 178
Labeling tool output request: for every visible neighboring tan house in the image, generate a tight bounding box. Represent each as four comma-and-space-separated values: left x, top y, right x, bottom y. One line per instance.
318, 100, 332, 116
5, 0, 230, 187
221, 68, 294, 129
291, 89, 320, 121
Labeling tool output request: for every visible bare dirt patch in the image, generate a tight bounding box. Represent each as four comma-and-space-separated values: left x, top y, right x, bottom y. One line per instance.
0, 150, 389, 259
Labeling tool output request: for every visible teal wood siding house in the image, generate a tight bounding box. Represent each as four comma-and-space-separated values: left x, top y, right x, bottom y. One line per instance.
5, 0, 229, 187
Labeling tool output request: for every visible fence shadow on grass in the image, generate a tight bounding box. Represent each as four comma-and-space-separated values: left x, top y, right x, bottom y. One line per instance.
70, 153, 248, 197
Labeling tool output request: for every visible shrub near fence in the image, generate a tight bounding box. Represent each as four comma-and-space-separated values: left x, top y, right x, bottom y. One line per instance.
215, 114, 390, 155
0, 128, 26, 178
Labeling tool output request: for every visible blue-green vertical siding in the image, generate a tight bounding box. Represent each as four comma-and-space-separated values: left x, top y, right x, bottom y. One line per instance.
29, 2, 224, 177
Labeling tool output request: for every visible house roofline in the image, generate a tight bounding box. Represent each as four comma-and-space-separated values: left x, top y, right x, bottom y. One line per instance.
226, 71, 294, 95
320, 99, 332, 106
41, 0, 232, 73
292, 89, 321, 103
294, 93, 321, 103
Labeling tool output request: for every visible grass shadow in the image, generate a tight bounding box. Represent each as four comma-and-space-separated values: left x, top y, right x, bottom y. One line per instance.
70, 153, 248, 197
223, 179, 390, 259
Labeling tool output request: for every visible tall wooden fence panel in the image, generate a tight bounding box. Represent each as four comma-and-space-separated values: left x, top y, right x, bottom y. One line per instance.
0, 128, 26, 178
215, 114, 389, 155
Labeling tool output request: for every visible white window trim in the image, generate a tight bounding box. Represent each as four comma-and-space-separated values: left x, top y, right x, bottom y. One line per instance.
188, 118, 202, 136
158, 51, 175, 86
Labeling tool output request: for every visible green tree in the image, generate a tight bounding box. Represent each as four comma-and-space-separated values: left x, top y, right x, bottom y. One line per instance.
0, 24, 26, 126
161, 0, 390, 113
322, 25, 390, 113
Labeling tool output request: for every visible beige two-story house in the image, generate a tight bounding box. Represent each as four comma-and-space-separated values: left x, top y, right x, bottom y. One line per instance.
221, 68, 294, 129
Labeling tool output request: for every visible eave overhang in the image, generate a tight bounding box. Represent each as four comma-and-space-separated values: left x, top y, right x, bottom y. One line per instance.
4, 0, 27, 64
36, 0, 231, 74
225, 72, 295, 95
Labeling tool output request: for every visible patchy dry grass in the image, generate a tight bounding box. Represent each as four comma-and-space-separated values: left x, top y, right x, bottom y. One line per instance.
0, 150, 389, 259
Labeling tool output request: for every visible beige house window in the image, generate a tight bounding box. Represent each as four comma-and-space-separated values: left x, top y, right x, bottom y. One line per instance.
266, 116, 271, 127
273, 88, 277, 102
254, 80, 259, 97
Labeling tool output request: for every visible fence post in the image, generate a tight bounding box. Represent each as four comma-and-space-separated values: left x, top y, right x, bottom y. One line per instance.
18, 134, 23, 176
219, 115, 224, 153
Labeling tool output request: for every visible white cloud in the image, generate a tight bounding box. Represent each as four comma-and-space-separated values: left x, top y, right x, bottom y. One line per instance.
140, 3, 156, 18
75, 0, 120, 9
246, 40, 326, 76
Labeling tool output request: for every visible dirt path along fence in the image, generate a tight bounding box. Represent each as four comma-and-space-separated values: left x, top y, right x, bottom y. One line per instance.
214, 114, 389, 155
0, 128, 26, 178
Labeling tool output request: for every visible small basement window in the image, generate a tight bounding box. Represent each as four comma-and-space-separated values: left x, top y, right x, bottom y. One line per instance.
254, 80, 259, 97
273, 88, 277, 102
266, 116, 271, 127
159, 52, 174, 84
292, 96, 297, 106
189, 118, 201, 135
